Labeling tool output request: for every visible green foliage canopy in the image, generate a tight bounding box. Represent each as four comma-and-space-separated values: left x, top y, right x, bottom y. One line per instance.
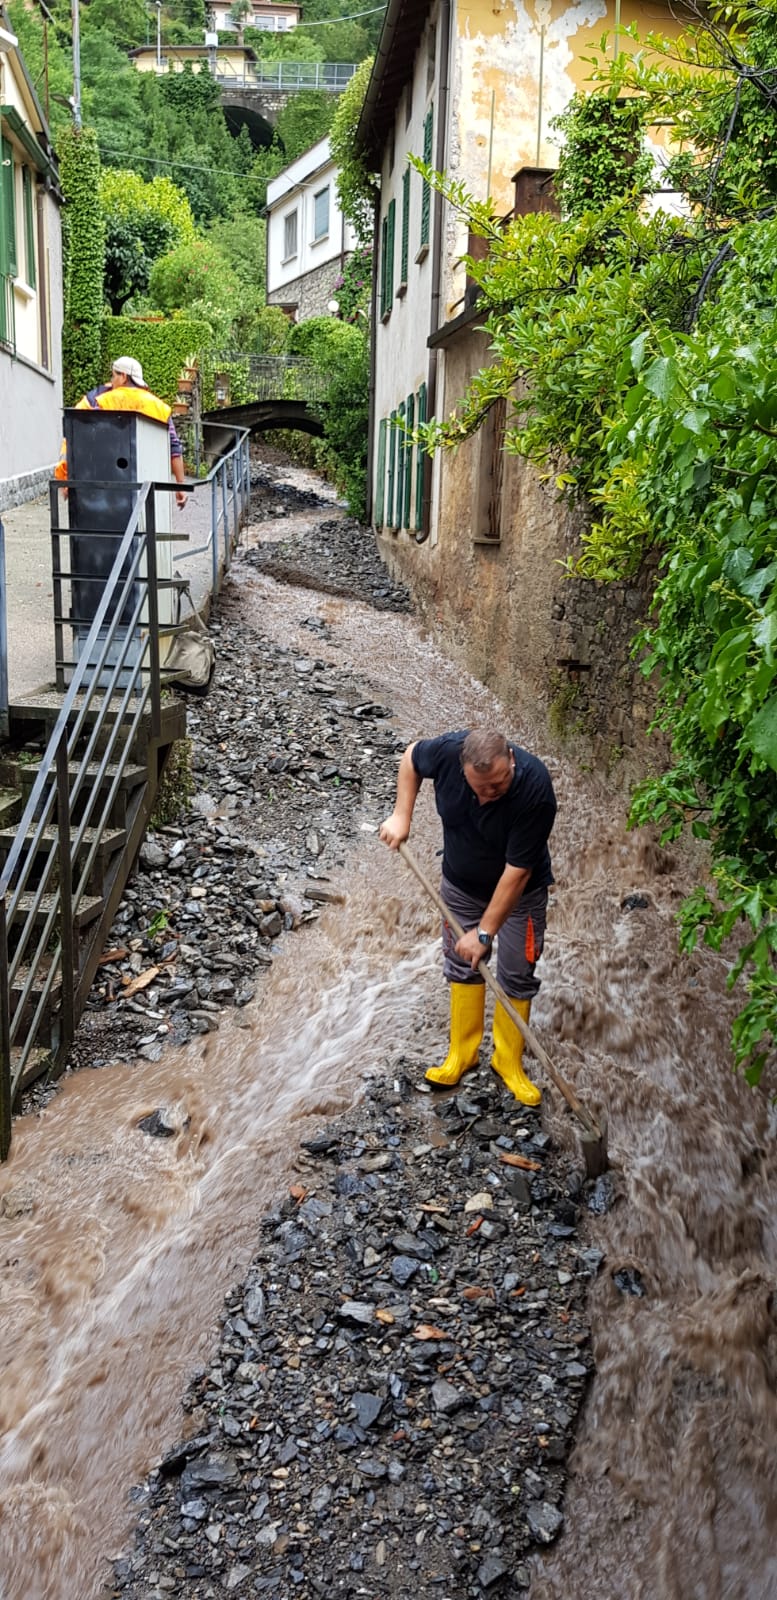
100, 168, 195, 312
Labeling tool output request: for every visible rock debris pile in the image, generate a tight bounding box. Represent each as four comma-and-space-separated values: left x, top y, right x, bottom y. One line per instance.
71, 526, 404, 1074
243, 463, 412, 613
113, 1076, 596, 1599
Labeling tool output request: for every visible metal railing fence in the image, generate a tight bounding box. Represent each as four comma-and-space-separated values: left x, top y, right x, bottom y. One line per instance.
0, 478, 162, 1156
205, 355, 330, 409
214, 60, 356, 91
174, 424, 251, 595
0, 426, 250, 1159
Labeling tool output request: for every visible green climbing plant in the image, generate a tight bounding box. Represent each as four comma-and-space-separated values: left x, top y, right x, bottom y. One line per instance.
330, 56, 378, 245
59, 125, 106, 404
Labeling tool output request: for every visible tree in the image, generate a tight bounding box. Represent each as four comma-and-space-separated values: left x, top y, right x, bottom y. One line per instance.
100, 168, 195, 312
149, 236, 238, 314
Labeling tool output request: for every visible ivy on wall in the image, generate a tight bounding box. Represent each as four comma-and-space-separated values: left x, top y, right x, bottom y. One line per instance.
550, 93, 655, 218
59, 126, 105, 406
102, 317, 212, 405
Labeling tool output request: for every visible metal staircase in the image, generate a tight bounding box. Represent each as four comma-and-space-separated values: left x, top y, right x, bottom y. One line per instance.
0, 428, 250, 1160
0, 479, 190, 1158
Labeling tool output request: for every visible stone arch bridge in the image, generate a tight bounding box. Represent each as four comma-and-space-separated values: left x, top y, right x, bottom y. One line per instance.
201, 355, 329, 442
216, 61, 357, 146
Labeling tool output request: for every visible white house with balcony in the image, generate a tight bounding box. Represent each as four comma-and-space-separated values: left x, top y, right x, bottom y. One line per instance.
207, 1, 300, 33
265, 136, 357, 321
0, 14, 63, 510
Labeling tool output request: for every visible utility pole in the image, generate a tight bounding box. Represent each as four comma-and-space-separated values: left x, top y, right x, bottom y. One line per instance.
156, 0, 162, 71
71, 0, 82, 128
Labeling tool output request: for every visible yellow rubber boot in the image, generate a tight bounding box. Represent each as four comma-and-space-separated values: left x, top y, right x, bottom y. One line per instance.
491, 997, 541, 1106
425, 982, 485, 1088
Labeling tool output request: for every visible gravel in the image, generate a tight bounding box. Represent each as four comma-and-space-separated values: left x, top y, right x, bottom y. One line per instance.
87, 453, 597, 1597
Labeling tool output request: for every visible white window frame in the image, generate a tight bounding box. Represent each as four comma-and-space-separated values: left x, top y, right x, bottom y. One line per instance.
312, 185, 329, 243
282, 208, 298, 262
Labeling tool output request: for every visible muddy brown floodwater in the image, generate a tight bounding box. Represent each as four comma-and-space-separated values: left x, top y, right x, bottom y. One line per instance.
0, 470, 776, 1600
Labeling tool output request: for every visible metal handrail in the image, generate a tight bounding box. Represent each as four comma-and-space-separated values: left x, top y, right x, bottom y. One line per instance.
214, 61, 357, 91
174, 425, 250, 594
0, 424, 251, 1157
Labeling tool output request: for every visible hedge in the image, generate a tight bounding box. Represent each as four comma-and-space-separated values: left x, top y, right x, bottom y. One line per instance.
102, 316, 213, 405
59, 126, 105, 405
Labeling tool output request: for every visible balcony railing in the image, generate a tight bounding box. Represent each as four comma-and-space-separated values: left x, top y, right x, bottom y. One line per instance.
214, 60, 357, 91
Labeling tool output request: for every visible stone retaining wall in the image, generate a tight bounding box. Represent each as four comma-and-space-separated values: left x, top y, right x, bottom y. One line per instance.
267, 258, 345, 322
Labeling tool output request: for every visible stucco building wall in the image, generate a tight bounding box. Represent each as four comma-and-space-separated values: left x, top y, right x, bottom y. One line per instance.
377, 326, 658, 776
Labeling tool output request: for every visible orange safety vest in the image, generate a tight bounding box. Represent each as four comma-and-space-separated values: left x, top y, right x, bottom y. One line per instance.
54, 385, 173, 479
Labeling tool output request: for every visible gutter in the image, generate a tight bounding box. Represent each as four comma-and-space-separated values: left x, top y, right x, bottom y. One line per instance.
418, 0, 451, 543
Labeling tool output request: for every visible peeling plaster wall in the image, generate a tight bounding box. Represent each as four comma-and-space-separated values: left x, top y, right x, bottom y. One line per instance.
444, 0, 681, 310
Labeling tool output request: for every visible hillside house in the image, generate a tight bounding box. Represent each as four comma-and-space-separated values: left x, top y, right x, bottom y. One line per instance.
0, 13, 62, 510
266, 137, 357, 321
356, 0, 684, 756
128, 43, 259, 82
208, 1, 300, 33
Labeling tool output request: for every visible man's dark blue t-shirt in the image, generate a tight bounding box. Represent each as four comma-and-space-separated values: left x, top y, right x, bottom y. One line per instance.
412, 731, 556, 897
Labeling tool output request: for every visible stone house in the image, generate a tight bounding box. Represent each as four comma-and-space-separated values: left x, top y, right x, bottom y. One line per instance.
356, 0, 680, 764
266, 137, 357, 322
0, 13, 63, 510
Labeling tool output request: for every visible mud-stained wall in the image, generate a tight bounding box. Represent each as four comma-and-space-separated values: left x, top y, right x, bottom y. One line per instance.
377, 325, 659, 779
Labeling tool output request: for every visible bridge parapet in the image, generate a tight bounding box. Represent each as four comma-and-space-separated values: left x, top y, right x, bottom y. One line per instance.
216, 60, 357, 91
202, 353, 331, 411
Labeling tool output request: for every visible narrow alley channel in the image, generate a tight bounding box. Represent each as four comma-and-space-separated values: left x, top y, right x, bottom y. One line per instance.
0, 450, 775, 1600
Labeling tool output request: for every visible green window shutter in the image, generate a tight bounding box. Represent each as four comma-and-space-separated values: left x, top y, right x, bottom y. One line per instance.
22, 166, 35, 288
415, 381, 427, 530
379, 215, 388, 317
395, 401, 406, 529
375, 417, 387, 526
403, 392, 414, 528
400, 167, 410, 285
386, 197, 396, 308
420, 109, 433, 248
1, 136, 17, 278
387, 409, 397, 525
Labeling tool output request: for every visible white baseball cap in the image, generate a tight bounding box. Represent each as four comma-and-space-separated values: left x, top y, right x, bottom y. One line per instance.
112, 355, 148, 388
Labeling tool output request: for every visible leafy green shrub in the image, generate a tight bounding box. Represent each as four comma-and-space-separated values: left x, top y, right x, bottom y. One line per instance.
103, 316, 212, 404
288, 316, 362, 369
331, 247, 372, 325
250, 306, 292, 354
149, 238, 238, 315
316, 330, 370, 519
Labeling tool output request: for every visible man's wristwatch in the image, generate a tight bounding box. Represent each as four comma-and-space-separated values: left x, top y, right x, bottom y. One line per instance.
477, 927, 493, 947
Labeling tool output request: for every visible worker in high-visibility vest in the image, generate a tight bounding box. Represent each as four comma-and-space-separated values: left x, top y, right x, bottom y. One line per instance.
55, 356, 188, 509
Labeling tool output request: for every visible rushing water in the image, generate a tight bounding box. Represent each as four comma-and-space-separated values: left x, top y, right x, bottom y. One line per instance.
0, 477, 775, 1599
